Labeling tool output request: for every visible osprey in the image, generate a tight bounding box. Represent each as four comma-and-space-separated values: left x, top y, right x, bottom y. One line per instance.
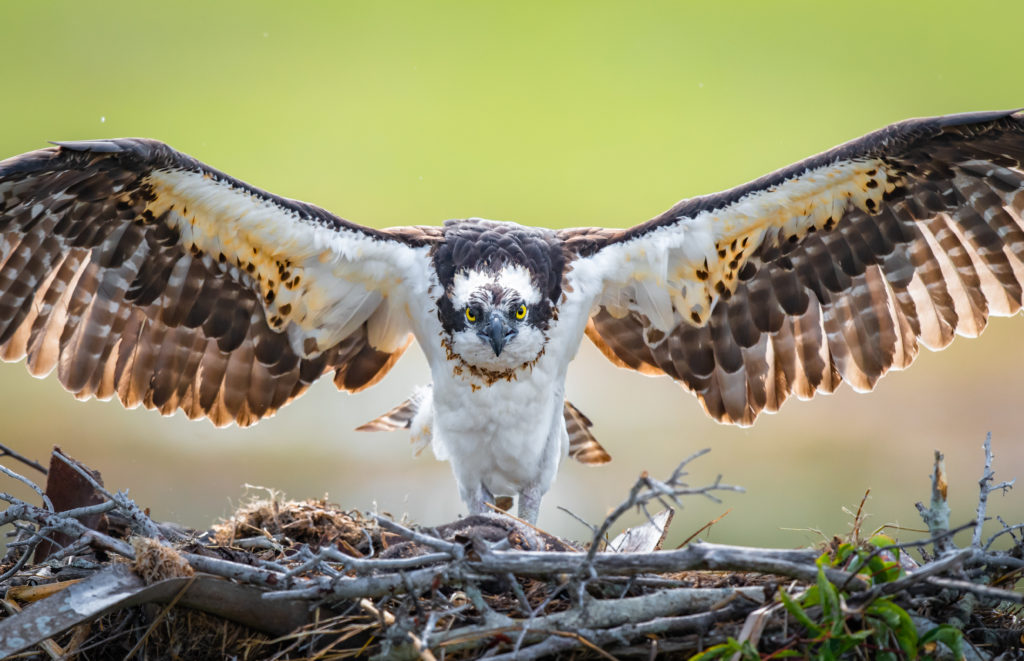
1, 110, 1023, 523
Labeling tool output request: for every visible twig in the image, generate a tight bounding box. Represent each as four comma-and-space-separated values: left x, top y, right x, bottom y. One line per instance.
0, 444, 47, 475
470, 541, 863, 590
973, 433, 1015, 548
924, 576, 1023, 604
120, 575, 198, 659
0, 464, 53, 513
359, 598, 437, 661
838, 520, 977, 592
2, 439, 1021, 660
676, 508, 732, 549
985, 522, 1024, 551
52, 451, 168, 541
584, 450, 743, 565
915, 450, 954, 556
370, 514, 464, 558
556, 505, 598, 536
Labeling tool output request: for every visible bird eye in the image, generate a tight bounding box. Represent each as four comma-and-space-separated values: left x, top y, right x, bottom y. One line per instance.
465, 306, 477, 323
515, 304, 527, 320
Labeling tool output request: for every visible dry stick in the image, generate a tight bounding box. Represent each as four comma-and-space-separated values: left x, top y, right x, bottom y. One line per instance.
370, 514, 464, 558
510, 580, 568, 655
916, 450, 954, 557
837, 520, 977, 593
985, 522, 1024, 551
0, 463, 54, 512
973, 433, 1015, 549
994, 515, 1021, 544
434, 586, 765, 654
584, 449, 743, 565
924, 576, 1023, 604
3, 443, 1022, 659
262, 564, 491, 602
359, 598, 437, 661
0, 500, 135, 558
280, 545, 451, 582
0, 444, 48, 475
0, 527, 58, 582
556, 505, 598, 536
676, 508, 732, 549
843, 548, 982, 611
483, 501, 555, 539
0, 500, 136, 583
548, 630, 617, 661
470, 541, 863, 590
52, 451, 168, 541
478, 602, 749, 661
120, 575, 198, 660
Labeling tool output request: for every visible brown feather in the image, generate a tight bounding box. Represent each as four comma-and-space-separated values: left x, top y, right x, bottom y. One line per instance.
564, 401, 611, 465
0, 139, 426, 427
573, 110, 1024, 426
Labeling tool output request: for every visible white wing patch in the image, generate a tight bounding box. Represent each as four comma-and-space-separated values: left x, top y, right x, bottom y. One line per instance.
588, 157, 892, 331
146, 169, 420, 356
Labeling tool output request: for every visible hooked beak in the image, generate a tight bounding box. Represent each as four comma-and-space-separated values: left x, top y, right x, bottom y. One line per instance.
480, 312, 517, 356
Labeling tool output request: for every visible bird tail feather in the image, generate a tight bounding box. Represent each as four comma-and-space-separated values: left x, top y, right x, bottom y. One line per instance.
357, 393, 612, 465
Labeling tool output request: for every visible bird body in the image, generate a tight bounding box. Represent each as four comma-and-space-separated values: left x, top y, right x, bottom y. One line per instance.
2, 110, 1024, 522
408, 220, 594, 521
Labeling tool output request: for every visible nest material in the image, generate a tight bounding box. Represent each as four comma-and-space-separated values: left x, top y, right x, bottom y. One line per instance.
1, 444, 1022, 660
212, 492, 377, 553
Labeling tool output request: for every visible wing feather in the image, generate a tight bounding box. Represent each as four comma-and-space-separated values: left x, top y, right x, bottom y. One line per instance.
0, 139, 440, 426
565, 109, 1024, 425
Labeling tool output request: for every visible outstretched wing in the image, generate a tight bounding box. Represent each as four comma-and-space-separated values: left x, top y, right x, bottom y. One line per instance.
0, 139, 440, 426
561, 110, 1024, 425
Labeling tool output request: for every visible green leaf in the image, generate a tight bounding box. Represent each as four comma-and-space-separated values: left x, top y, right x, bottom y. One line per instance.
867, 600, 902, 629
801, 584, 822, 608
779, 588, 821, 636
870, 600, 919, 658
816, 563, 843, 633
687, 644, 731, 660
834, 542, 857, 565
869, 534, 897, 547
920, 624, 965, 659
893, 608, 919, 658
688, 637, 761, 661
865, 553, 902, 584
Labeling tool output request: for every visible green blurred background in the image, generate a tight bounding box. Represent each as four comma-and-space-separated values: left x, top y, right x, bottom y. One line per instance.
1, 1, 1022, 549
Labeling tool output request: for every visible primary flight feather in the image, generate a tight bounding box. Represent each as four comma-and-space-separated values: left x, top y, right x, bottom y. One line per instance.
1, 109, 1022, 522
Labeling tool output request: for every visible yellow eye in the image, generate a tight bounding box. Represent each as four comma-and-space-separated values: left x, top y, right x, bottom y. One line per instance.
465, 307, 476, 323
516, 304, 527, 320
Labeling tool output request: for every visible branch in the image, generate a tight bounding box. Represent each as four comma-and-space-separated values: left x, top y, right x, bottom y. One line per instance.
0, 444, 47, 475
583, 449, 743, 564
915, 450, 955, 557
51, 451, 170, 541
973, 433, 1015, 548
472, 541, 865, 590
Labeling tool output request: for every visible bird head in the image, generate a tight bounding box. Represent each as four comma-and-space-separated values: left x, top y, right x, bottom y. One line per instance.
441, 264, 548, 372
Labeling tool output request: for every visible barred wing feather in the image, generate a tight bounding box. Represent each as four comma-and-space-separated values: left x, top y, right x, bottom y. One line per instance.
0, 139, 438, 426
564, 110, 1024, 425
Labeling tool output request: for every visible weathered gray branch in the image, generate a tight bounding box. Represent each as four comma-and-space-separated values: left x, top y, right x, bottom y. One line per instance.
1, 440, 1021, 659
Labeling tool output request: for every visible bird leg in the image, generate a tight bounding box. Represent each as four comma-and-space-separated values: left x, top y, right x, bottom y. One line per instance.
517, 485, 542, 524
464, 483, 496, 516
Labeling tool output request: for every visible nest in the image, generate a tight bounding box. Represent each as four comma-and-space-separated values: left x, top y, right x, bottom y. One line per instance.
1, 443, 1022, 660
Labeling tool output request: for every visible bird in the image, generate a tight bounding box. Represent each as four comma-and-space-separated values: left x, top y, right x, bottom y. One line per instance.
1, 109, 1022, 523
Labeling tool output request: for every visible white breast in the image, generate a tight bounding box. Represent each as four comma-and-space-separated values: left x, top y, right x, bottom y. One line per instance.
430, 350, 566, 496
407, 273, 599, 505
